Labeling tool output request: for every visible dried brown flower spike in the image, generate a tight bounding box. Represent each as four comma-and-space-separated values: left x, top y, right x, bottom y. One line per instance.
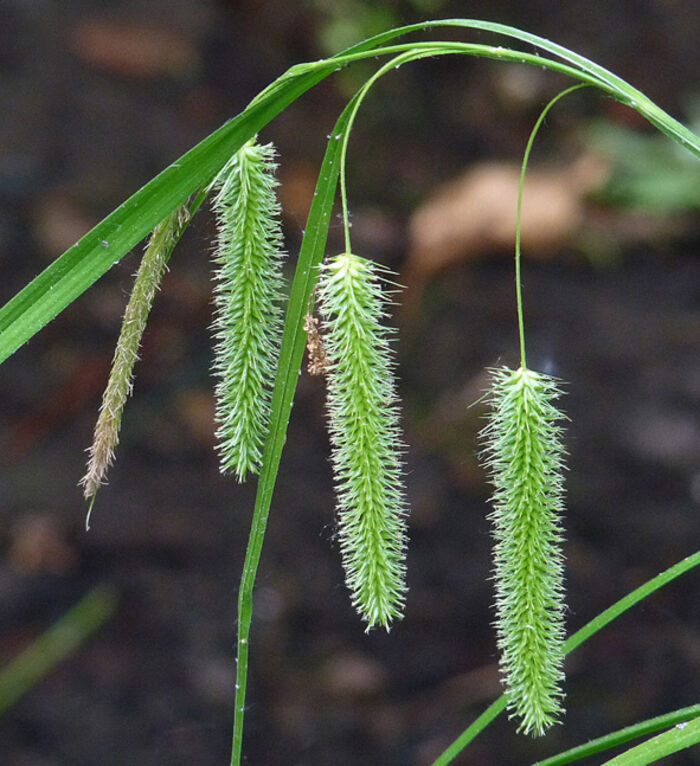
303, 311, 329, 376
80, 204, 190, 527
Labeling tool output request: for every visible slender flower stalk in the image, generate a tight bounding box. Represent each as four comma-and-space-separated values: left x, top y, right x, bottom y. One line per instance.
81, 204, 190, 526
317, 252, 408, 630
481, 365, 567, 735
210, 138, 286, 481
476, 85, 581, 735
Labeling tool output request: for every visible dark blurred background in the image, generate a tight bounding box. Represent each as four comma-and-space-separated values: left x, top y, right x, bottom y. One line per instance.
1, 1, 699, 764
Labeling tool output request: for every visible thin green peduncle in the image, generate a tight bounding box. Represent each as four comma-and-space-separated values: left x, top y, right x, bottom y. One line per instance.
514, 83, 586, 369
338, 48, 444, 253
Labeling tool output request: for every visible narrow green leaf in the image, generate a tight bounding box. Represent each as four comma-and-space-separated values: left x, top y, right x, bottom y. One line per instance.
5, 20, 700, 366
6, 19, 700, 366
329, 19, 700, 157
0, 585, 118, 716
601, 714, 700, 765
535, 705, 700, 766
0, 68, 332, 364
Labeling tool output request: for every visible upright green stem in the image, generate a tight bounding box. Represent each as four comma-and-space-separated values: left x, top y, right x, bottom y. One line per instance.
229, 99, 356, 766
514, 83, 586, 368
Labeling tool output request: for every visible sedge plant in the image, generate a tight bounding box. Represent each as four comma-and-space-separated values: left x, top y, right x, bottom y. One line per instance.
0, 19, 699, 766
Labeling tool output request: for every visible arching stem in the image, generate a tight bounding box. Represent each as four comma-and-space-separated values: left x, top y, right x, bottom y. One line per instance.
339, 48, 445, 254
515, 83, 586, 369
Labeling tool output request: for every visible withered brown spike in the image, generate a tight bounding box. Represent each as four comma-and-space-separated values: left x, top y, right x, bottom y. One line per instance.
304, 312, 329, 376
80, 204, 188, 512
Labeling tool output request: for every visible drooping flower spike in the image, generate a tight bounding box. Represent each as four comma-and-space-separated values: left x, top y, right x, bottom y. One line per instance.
210, 138, 286, 482
317, 252, 408, 630
81, 203, 190, 528
481, 365, 567, 736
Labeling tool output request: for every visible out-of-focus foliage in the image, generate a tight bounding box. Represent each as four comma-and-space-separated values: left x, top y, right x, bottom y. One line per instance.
588, 116, 700, 212
311, 0, 450, 55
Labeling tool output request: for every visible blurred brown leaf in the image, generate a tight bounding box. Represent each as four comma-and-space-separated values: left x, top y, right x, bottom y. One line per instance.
70, 19, 199, 80
403, 154, 609, 309
32, 188, 96, 260
8, 515, 76, 575
277, 159, 318, 231
320, 651, 387, 698
175, 388, 215, 448
5, 354, 108, 458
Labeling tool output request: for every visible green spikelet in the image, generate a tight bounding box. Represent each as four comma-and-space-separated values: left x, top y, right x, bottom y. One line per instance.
210, 138, 285, 481
481, 365, 567, 736
80, 203, 190, 527
317, 252, 408, 631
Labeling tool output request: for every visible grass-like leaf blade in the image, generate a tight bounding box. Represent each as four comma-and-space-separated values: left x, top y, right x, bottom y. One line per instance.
329, 19, 700, 157
601, 714, 700, 765
4, 19, 700, 365
0, 585, 118, 715
0, 67, 333, 364
535, 704, 700, 765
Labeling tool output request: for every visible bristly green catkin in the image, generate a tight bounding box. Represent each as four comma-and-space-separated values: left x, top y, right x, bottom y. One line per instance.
481, 366, 567, 736
210, 138, 286, 482
317, 252, 408, 631
81, 204, 190, 526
